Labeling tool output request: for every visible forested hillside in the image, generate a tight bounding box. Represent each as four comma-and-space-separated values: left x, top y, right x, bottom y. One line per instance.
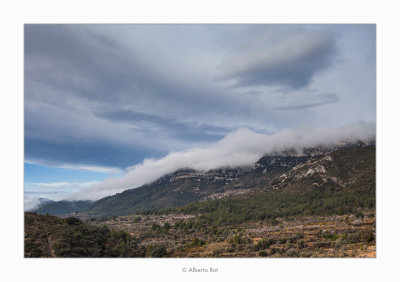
24, 212, 144, 257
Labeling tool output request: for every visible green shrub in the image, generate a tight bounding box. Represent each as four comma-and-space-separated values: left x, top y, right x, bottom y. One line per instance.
191, 237, 205, 247
355, 211, 364, 219
227, 234, 249, 245
366, 232, 375, 243
259, 250, 268, 257
324, 233, 340, 241
346, 232, 361, 243
65, 217, 81, 225
255, 238, 276, 250
150, 245, 167, 257
270, 247, 279, 255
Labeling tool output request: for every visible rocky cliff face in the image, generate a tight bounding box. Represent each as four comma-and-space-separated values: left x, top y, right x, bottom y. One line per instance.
157, 167, 251, 187
253, 154, 311, 174
270, 145, 375, 193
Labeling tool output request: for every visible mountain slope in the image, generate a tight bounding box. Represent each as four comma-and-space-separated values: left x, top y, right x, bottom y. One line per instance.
271, 146, 376, 193
84, 150, 331, 217
34, 200, 92, 216
35, 143, 375, 218
83, 168, 250, 217
160, 146, 375, 224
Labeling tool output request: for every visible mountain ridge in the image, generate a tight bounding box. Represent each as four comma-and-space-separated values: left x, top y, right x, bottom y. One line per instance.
34, 141, 375, 217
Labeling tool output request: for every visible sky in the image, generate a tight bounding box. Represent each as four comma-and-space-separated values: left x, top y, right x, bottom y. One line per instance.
24, 24, 376, 209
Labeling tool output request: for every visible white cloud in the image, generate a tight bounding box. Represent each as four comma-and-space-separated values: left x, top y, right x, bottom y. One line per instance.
70, 123, 375, 201
25, 159, 123, 174
31, 181, 99, 188
24, 195, 43, 211
24, 180, 100, 211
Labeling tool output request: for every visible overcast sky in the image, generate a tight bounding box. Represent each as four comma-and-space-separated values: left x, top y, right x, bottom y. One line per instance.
24, 24, 376, 208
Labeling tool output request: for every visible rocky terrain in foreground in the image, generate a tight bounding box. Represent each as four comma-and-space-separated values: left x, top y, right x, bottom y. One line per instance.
25, 210, 375, 258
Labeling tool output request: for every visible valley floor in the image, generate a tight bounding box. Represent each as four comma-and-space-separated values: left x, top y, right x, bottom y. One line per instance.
89, 209, 376, 258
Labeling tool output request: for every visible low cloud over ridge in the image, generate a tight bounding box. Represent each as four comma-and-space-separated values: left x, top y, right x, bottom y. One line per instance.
71, 123, 375, 201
